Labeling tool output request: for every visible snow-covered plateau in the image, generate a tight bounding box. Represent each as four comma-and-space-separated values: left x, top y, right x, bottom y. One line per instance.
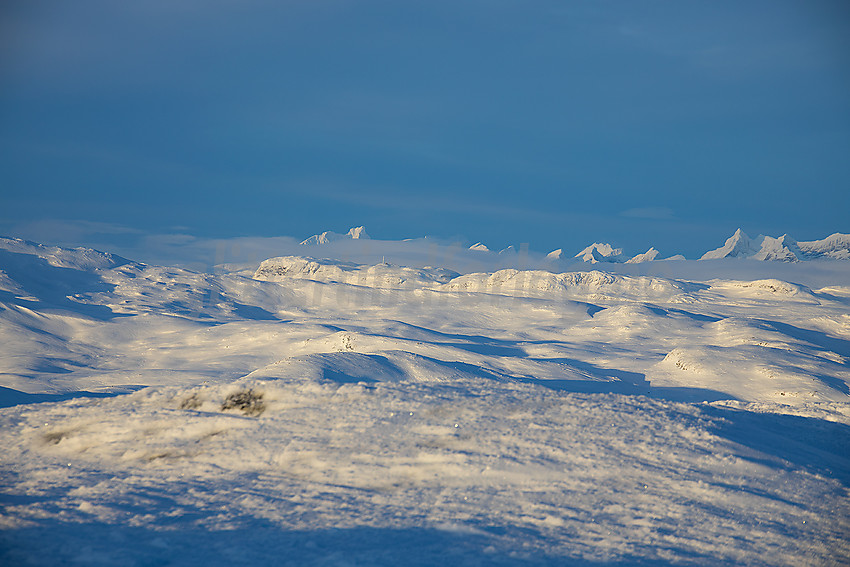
1, 234, 849, 566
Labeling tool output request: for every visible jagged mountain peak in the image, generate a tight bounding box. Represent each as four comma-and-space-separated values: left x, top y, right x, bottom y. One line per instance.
752, 234, 802, 262
700, 228, 762, 260
575, 243, 623, 264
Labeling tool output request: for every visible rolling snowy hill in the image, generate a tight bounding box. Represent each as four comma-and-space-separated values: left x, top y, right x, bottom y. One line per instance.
1, 235, 849, 565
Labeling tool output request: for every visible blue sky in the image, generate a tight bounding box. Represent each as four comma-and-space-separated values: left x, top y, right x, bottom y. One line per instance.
1, 0, 849, 261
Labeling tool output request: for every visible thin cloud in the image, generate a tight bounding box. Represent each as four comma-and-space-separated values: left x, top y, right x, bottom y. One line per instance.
3, 219, 143, 243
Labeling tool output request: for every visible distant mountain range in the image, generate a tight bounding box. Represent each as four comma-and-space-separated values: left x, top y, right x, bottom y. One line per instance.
577, 229, 850, 263
698, 229, 850, 262
300, 226, 850, 263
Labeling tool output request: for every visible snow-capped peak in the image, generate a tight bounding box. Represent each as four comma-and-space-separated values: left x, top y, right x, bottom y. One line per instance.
700, 228, 764, 260
300, 226, 371, 246
469, 242, 490, 252
347, 226, 369, 240
625, 247, 660, 264
798, 233, 850, 260
752, 234, 802, 262
575, 243, 623, 263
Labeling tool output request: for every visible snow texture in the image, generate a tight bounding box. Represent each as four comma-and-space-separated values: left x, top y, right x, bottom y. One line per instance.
1, 235, 850, 566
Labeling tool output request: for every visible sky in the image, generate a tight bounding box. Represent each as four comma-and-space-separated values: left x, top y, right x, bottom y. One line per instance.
1, 0, 849, 263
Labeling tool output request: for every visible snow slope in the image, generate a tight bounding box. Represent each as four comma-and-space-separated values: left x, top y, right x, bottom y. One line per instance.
1, 236, 850, 565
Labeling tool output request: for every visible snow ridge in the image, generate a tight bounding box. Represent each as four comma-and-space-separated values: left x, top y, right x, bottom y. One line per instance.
799, 233, 850, 260
0, 236, 128, 270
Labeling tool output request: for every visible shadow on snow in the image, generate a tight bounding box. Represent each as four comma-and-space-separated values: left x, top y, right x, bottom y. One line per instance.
0, 521, 692, 567
704, 404, 850, 489
0, 385, 145, 409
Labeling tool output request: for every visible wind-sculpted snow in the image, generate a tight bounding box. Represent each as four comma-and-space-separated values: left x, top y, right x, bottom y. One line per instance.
3, 373, 849, 565
1, 239, 850, 565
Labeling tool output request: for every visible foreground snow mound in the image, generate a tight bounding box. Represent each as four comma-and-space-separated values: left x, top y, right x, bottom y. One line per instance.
253, 256, 459, 288
300, 226, 370, 245
1, 370, 848, 565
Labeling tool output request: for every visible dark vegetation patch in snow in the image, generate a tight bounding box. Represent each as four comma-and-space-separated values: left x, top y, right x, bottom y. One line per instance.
221, 390, 265, 416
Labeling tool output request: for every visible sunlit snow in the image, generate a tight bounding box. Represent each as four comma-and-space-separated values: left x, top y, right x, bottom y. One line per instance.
1, 233, 849, 565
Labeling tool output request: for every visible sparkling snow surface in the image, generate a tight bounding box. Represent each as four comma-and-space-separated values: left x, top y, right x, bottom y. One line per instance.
1, 237, 849, 565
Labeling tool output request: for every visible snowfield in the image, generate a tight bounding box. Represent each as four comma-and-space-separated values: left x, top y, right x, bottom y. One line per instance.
1, 235, 849, 565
